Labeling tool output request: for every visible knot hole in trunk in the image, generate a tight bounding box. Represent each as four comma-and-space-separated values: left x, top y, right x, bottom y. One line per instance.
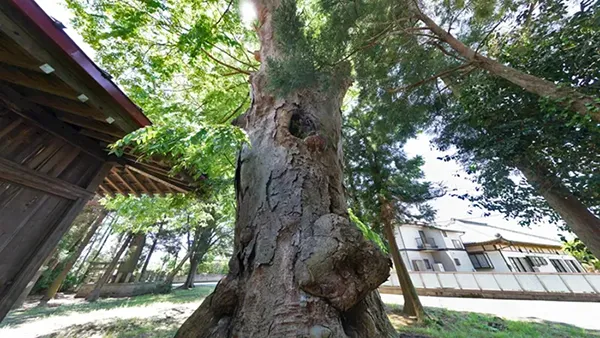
289, 110, 317, 139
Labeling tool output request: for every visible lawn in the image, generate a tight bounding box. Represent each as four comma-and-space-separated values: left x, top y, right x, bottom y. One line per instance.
2, 286, 598, 337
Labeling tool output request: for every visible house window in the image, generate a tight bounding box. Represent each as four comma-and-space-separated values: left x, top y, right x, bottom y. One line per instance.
442, 231, 448, 237
509, 257, 533, 272
423, 259, 432, 270
468, 253, 493, 269
412, 260, 421, 271
454, 258, 461, 266
565, 260, 582, 273
452, 239, 463, 249
526, 256, 548, 267
549, 259, 568, 273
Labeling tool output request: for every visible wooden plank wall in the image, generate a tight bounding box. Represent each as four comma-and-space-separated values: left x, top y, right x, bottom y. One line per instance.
0, 102, 108, 318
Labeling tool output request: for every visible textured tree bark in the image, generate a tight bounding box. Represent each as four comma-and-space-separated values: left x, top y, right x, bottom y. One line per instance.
115, 233, 146, 283
414, 8, 600, 122
517, 162, 600, 258
380, 198, 424, 321
175, 1, 394, 336
39, 209, 109, 305
86, 234, 132, 302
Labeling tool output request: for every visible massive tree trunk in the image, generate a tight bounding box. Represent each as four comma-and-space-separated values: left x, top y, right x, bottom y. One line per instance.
39, 209, 109, 305
413, 7, 600, 122
175, 1, 393, 336
380, 197, 424, 320
115, 233, 146, 283
86, 233, 133, 302
517, 162, 600, 258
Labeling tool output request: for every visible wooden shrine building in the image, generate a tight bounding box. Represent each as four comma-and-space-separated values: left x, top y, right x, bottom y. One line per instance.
0, 1, 195, 319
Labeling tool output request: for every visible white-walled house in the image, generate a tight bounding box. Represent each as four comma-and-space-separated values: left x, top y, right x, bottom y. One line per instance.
452, 219, 585, 274
391, 219, 586, 276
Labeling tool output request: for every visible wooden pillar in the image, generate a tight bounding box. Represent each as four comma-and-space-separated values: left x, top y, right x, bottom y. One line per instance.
0, 162, 113, 320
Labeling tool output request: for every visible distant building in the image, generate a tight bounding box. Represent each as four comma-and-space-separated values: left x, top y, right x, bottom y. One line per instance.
392, 218, 585, 274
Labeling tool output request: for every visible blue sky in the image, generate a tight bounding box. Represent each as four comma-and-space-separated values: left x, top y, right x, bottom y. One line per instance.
36, 0, 567, 240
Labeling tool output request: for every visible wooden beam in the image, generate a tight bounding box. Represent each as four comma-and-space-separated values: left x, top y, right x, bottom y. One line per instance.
0, 117, 21, 139
0, 51, 42, 72
0, 6, 138, 133
0, 157, 94, 200
105, 175, 125, 195
0, 83, 109, 161
98, 183, 113, 197
0, 197, 88, 320
127, 165, 188, 193
0, 63, 79, 100
79, 129, 118, 144
0, 159, 111, 320
23, 90, 105, 121
145, 174, 163, 196
125, 168, 150, 195
57, 112, 126, 138
113, 170, 140, 197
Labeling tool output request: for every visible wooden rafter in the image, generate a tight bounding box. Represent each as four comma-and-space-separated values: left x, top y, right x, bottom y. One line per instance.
0, 83, 109, 161
98, 183, 113, 197
125, 167, 150, 195
128, 165, 187, 193
0, 50, 42, 72
0, 6, 138, 133
113, 169, 139, 197
104, 175, 125, 195
56, 112, 125, 138
0, 63, 79, 100
23, 90, 105, 121
144, 174, 163, 195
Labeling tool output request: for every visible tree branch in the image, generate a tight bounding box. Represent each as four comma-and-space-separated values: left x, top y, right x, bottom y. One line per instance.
201, 48, 251, 76
388, 63, 473, 93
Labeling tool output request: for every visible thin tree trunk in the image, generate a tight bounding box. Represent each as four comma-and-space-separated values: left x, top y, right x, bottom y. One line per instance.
517, 161, 600, 258
380, 197, 425, 321
86, 234, 133, 302
39, 209, 110, 305
79, 224, 114, 279
414, 7, 600, 121
137, 234, 159, 283
75, 214, 116, 277
179, 228, 215, 289
162, 251, 192, 290
115, 233, 146, 283
175, 1, 394, 336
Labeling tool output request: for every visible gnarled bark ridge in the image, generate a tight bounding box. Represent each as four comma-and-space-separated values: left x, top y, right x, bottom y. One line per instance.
175, 0, 395, 336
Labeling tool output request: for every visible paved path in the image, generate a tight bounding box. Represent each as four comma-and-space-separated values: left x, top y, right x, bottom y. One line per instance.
381, 293, 600, 330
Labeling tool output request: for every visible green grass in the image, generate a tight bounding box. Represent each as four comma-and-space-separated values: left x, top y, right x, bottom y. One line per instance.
1, 286, 213, 328
40, 317, 180, 338
389, 305, 600, 338
5, 286, 600, 338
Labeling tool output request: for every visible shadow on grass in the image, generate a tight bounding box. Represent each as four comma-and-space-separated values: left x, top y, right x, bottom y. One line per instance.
1, 286, 214, 328
37, 316, 181, 338
387, 304, 600, 338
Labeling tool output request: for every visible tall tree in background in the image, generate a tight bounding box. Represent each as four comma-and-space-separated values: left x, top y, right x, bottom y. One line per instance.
344, 103, 443, 320
433, 1, 600, 257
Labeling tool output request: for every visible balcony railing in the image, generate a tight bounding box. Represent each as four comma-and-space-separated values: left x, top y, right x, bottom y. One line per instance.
415, 237, 438, 249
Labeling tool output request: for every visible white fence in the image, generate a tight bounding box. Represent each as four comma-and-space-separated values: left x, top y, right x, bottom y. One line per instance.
385, 271, 600, 294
